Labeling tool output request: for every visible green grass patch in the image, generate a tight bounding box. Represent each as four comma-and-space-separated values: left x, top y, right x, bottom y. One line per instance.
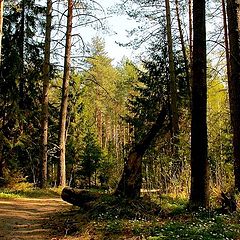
0, 183, 62, 199
147, 212, 240, 240
0, 191, 21, 199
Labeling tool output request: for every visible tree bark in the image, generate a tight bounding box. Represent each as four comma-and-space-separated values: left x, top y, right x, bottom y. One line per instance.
0, 143, 4, 178
226, 0, 240, 191
175, 0, 191, 99
19, 0, 25, 113
96, 108, 103, 147
115, 106, 167, 198
190, 0, 209, 208
188, 0, 193, 87
58, 0, 73, 187
0, 0, 4, 63
165, 0, 180, 174
222, 0, 231, 79
40, 0, 52, 188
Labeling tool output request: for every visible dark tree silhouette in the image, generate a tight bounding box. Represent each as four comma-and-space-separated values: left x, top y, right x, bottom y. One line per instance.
189, 0, 209, 208
226, 0, 240, 191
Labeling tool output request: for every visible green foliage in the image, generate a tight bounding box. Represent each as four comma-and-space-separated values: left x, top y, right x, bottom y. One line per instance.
0, 0, 45, 182
80, 132, 102, 185
0, 0, 235, 213
0, 183, 61, 199
62, 38, 138, 188
207, 70, 234, 191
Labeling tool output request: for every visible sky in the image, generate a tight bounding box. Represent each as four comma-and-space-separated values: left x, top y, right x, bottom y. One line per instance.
45, 0, 139, 68
81, 0, 139, 65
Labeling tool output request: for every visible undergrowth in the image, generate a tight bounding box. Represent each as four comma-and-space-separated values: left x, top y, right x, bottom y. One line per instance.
50, 192, 240, 240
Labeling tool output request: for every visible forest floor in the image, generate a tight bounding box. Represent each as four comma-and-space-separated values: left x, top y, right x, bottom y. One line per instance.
1, 188, 240, 240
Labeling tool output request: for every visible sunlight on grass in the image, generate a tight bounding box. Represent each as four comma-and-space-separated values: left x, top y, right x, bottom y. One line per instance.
0, 192, 21, 199
0, 182, 62, 199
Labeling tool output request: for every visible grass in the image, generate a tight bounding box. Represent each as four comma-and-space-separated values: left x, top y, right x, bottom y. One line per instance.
1, 184, 240, 239
147, 213, 240, 240
49, 193, 240, 240
0, 182, 62, 199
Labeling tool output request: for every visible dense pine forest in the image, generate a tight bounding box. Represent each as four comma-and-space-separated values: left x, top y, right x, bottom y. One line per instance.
0, 0, 240, 239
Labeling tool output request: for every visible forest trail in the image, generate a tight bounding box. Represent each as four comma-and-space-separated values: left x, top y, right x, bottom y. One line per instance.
0, 197, 71, 240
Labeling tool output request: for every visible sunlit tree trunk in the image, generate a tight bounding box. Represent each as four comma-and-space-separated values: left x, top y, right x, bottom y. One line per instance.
58, 0, 73, 187
40, 0, 52, 188
190, 0, 209, 208
226, 0, 240, 191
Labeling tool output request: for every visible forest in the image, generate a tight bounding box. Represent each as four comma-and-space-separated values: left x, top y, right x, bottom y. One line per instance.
0, 0, 240, 239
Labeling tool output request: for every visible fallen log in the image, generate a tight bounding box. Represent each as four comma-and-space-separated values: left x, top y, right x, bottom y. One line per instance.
61, 187, 102, 207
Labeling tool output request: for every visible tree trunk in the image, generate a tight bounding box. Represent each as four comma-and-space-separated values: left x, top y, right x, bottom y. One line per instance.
96, 108, 103, 147
58, 0, 73, 187
0, 0, 4, 62
175, 0, 191, 99
19, 0, 25, 113
40, 0, 52, 188
226, 0, 240, 191
0, 144, 4, 178
115, 106, 167, 198
222, 0, 231, 80
188, 0, 193, 87
165, 0, 180, 173
190, 0, 209, 208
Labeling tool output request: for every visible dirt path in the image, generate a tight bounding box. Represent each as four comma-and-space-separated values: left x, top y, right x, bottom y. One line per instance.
0, 198, 72, 240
